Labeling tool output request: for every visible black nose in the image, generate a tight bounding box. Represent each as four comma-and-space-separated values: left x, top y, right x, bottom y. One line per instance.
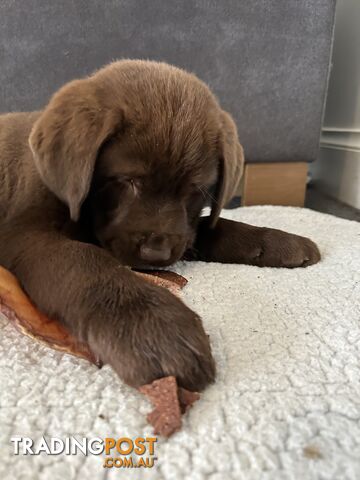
139, 234, 171, 263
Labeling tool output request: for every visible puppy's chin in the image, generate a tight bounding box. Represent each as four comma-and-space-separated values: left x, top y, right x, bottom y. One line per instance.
128, 261, 175, 270
114, 258, 179, 270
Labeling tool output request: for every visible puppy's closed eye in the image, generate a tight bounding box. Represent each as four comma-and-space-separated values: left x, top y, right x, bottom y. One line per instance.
94, 176, 139, 211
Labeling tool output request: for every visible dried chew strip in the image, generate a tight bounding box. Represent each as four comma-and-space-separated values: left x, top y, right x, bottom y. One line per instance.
138, 376, 200, 437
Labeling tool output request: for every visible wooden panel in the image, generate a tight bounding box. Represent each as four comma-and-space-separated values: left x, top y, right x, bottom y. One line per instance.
242, 162, 308, 206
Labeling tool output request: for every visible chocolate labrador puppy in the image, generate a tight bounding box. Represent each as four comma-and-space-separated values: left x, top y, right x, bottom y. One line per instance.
0, 60, 320, 391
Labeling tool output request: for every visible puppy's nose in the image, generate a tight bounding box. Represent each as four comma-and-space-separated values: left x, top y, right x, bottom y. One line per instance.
139, 234, 171, 263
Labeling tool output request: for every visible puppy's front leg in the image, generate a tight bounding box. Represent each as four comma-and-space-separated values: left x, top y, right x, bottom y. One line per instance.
0, 220, 215, 390
193, 217, 320, 268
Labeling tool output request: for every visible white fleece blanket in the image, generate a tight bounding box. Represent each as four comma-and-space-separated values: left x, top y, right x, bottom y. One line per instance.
0, 206, 359, 480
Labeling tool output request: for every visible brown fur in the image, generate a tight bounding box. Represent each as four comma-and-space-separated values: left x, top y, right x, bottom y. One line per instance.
0, 60, 320, 390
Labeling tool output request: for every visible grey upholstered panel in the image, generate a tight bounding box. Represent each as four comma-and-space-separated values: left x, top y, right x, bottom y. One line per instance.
0, 0, 336, 163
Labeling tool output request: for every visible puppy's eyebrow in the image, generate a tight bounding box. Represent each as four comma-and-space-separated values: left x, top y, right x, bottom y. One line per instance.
97, 159, 148, 178
108, 165, 147, 178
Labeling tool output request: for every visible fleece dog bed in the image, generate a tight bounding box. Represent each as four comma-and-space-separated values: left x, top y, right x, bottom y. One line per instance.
0, 206, 359, 480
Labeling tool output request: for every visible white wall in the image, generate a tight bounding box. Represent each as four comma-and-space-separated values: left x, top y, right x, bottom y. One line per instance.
311, 0, 360, 209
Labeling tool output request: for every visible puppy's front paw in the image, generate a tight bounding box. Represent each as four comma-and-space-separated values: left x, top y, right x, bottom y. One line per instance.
87, 281, 215, 391
255, 228, 321, 268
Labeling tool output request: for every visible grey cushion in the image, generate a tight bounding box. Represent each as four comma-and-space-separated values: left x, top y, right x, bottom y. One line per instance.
0, 0, 336, 163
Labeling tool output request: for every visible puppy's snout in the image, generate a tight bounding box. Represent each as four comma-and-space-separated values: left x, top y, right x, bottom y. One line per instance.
139, 234, 171, 263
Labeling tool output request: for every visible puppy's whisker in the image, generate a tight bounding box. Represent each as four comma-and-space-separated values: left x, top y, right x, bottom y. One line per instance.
197, 186, 218, 206
196, 186, 207, 200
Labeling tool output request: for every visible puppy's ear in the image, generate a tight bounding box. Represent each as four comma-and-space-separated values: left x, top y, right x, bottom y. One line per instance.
209, 110, 244, 227
29, 79, 122, 221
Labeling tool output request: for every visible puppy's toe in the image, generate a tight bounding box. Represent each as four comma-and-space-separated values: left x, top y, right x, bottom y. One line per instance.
301, 238, 321, 267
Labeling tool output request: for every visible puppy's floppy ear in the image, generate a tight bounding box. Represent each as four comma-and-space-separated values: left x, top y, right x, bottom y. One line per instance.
209, 110, 244, 227
29, 78, 122, 221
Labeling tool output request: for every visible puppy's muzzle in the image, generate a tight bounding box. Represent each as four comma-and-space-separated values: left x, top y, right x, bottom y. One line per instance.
138, 233, 171, 263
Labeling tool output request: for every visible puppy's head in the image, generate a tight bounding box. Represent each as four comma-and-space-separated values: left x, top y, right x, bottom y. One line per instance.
29, 60, 244, 267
